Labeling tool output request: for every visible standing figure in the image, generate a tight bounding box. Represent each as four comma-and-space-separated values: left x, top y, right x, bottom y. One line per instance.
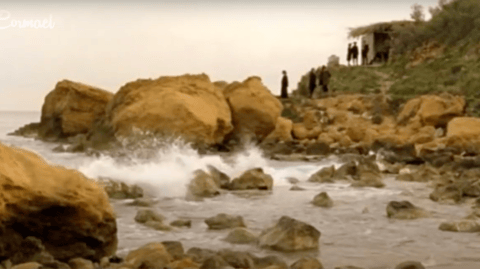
319, 66, 331, 93
308, 68, 316, 98
281, 70, 289, 98
347, 43, 352, 66
362, 44, 369, 65
352, 42, 359, 66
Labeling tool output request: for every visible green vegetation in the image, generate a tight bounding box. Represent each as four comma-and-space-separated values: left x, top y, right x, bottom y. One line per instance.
294, 0, 480, 116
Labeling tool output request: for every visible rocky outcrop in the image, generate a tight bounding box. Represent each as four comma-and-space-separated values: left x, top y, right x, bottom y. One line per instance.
39, 80, 113, 140
224, 77, 283, 142
106, 74, 233, 145
397, 93, 465, 127
0, 142, 117, 262
258, 216, 320, 252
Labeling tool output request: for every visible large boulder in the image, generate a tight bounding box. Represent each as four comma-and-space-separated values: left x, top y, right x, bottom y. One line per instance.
39, 80, 113, 139
187, 170, 221, 198
447, 117, 480, 138
258, 216, 320, 252
0, 143, 117, 262
224, 77, 283, 142
397, 93, 465, 127
106, 74, 233, 145
124, 242, 173, 269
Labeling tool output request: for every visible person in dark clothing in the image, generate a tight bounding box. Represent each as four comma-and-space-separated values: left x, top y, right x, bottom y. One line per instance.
362, 44, 369, 65
281, 70, 288, 98
319, 66, 331, 93
308, 68, 317, 98
352, 42, 359, 66
347, 43, 352, 66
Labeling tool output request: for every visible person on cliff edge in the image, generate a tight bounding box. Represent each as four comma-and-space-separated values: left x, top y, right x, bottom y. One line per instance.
319, 66, 331, 94
281, 70, 289, 98
347, 43, 352, 66
352, 42, 359, 66
308, 68, 317, 98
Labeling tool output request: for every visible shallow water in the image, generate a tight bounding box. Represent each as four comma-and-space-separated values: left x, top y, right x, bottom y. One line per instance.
1, 111, 480, 269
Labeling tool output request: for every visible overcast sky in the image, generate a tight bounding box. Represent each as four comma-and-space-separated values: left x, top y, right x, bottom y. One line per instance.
0, 0, 440, 111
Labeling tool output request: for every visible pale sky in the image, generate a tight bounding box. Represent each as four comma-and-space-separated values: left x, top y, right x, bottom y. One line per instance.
0, 0, 439, 111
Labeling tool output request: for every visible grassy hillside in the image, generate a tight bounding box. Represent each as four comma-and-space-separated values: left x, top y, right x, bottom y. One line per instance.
294, 0, 480, 115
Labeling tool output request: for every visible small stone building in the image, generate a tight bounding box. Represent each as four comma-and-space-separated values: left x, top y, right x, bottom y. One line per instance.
349, 21, 414, 64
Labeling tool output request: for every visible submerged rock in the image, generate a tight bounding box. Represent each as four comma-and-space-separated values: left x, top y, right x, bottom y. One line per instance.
205, 213, 246, 230
394, 261, 425, 269
290, 185, 306, 191
386, 201, 428, 219
224, 228, 258, 244
252, 255, 288, 269
312, 192, 334, 208
229, 168, 273, 191
0, 142, 117, 262
134, 209, 166, 223
258, 216, 320, 252
438, 220, 480, 233
170, 219, 192, 228
290, 257, 324, 269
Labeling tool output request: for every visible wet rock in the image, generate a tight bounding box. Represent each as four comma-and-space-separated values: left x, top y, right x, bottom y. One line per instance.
41, 260, 72, 269
11, 262, 42, 269
161, 241, 184, 260
144, 220, 172, 231
305, 142, 330, 155
98, 177, 144, 199
258, 216, 320, 252
335, 266, 364, 269
374, 142, 419, 164
0, 143, 117, 262
290, 185, 306, 191
228, 168, 273, 190
394, 261, 425, 269
186, 248, 217, 264
170, 219, 192, 228
334, 161, 357, 179
217, 249, 255, 269
290, 257, 324, 269
286, 177, 300, 184
224, 228, 257, 244
252, 255, 288, 269
350, 171, 385, 188
396, 165, 440, 182
8, 122, 41, 138
208, 165, 230, 189
439, 220, 480, 232
312, 192, 333, 208
99, 257, 110, 268
134, 209, 166, 223
124, 242, 173, 269
205, 213, 246, 230
125, 197, 158, 207
68, 258, 94, 269
308, 166, 335, 183
187, 169, 221, 198
386, 201, 428, 219
199, 255, 233, 269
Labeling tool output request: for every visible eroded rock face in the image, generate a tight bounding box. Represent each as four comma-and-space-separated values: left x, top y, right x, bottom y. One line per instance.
0, 142, 117, 262
224, 77, 283, 142
106, 74, 233, 145
229, 168, 273, 191
39, 80, 113, 140
258, 216, 320, 252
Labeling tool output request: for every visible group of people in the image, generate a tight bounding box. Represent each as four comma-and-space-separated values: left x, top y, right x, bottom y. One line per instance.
280, 66, 331, 99
347, 42, 370, 66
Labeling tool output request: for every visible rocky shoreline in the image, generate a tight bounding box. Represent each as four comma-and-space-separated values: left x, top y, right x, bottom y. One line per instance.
4, 74, 480, 269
